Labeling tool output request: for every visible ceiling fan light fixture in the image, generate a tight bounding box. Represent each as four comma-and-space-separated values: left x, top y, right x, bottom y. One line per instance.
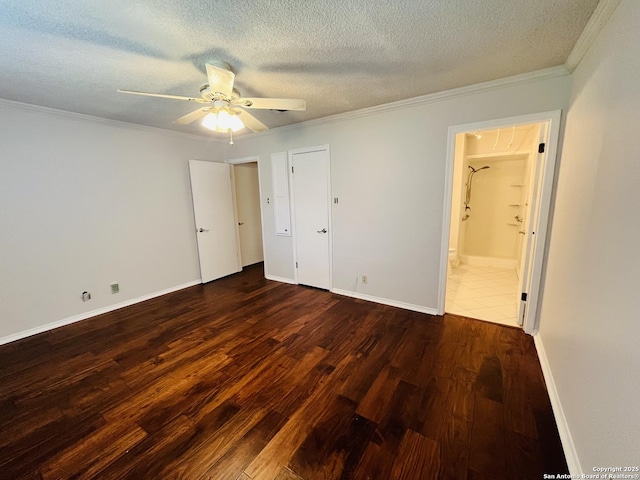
216, 109, 233, 131
201, 110, 244, 133
201, 112, 219, 131
228, 114, 244, 132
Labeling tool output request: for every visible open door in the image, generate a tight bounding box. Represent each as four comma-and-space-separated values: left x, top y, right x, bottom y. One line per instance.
517, 124, 548, 326
440, 111, 562, 334
189, 160, 241, 283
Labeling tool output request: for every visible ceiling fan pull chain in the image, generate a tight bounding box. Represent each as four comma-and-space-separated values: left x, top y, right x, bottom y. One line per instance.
229, 129, 234, 145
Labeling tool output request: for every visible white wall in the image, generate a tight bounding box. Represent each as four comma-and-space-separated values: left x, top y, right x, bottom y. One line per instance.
0, 102, 223, 342
537, 0, 640, 471
224, 74, 570, 311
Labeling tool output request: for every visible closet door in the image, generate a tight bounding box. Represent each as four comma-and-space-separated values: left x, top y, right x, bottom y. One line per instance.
291, 147, 331, 290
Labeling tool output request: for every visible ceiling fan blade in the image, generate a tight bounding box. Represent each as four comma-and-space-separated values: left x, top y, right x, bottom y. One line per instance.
237, 110, 268, 133
238, 97, 306, 111
117, 89, 206, 103
206, 64, 235, 98
175, 108, 211, 125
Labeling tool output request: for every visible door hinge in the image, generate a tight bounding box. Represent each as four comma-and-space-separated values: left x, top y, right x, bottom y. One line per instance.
295, 261, 298, 268
291, 166, 294, 173
538, 143, 545, 153
521, 292, 528, 301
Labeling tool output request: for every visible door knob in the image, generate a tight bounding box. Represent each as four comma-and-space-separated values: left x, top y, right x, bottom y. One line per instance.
198, 228, 209, 233
317, 228, 327, 233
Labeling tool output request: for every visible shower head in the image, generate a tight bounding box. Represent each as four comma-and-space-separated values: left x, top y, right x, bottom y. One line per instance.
468, 165, 491, 173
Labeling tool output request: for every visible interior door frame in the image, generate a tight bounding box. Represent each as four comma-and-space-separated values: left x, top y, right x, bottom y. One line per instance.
517, 124, 549, 325
225, 155, 267, 270
288, 145, 333, 288
438, 110, 562, 334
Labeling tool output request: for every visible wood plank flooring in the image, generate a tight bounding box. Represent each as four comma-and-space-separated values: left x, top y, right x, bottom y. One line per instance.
0, 264, 567, 479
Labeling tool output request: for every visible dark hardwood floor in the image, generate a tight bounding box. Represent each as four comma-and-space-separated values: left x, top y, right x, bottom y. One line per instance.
0, 264, 567, 479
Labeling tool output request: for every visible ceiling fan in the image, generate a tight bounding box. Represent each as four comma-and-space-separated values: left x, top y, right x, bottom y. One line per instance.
118, 61, 306, 139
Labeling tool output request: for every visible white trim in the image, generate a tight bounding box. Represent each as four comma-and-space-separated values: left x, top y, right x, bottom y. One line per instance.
2, 66, 569, 144
521, 113, 561, 334
231, 66, 569, 142
332, 289, 438, 315
0, 98, 225, 143
534, 334, 582, 475
225, 155, 259, 165
439, 110, 562, 337
288, 151, 299, 283
565, 0, 622, 72
265, 274, 297, 285
0, 280, 201, 346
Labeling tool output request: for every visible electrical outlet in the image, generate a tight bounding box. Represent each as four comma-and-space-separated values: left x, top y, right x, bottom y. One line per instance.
362, 275, 368, 284
110, 283, 119, 294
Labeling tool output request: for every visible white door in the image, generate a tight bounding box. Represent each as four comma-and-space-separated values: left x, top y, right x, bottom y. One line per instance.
291, 148, 331, 289
189, 160, 241, 283
517, 125, 548, 325
233, 163, 264, 267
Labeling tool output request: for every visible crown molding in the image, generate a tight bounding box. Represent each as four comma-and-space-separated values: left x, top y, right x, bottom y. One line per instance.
232, 66, 569, 142
0, 98, 226, 143
565, 0, 621, 72
2, 64, 570, 146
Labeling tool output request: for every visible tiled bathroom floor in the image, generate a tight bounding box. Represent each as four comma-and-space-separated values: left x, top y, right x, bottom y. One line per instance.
445, 264, 521, 327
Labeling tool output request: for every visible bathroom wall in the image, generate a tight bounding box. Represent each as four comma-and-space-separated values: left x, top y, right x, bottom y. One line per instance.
458, 125, 538, 267
462, 157, 527, 262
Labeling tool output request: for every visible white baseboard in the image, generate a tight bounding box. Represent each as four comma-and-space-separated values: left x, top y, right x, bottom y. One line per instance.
533, 334, 582, 475
331, 288, 438, 315
0, 280, 201, 346
265, 274, 297, 285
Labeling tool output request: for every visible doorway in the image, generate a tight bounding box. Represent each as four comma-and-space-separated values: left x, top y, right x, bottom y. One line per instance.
440, 111, 561, 334
227, 156, 266, 270
233, 162, 264, 267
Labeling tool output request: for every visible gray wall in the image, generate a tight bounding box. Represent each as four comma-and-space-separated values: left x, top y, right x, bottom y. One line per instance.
538, 0, 640, 470
224, 75, 570, 311
0, 104, 223, 340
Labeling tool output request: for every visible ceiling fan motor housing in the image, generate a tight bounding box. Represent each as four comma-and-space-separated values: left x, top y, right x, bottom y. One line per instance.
199, 84, 243, 103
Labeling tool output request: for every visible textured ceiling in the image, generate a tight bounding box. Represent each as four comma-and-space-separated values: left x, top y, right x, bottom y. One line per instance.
0, 0, 599, 138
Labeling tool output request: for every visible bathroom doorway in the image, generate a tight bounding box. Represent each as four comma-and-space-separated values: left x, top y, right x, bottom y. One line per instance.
440, 111, 561, 334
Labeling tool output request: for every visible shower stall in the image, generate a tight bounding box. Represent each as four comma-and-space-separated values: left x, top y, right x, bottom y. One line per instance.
449, 125, 540, 274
